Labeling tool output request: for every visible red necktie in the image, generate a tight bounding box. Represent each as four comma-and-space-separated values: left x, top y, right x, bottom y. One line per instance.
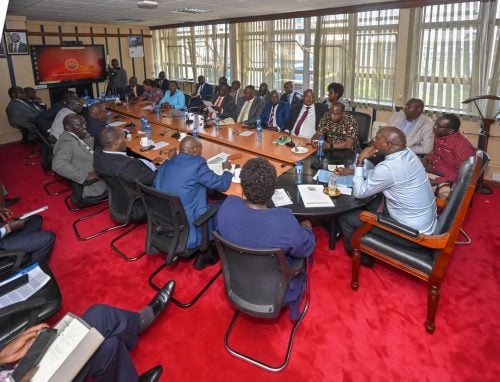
294, 106, 310, 135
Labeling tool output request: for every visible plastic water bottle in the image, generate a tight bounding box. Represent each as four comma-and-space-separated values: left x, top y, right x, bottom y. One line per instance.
154, 103, 161, 118
295, 160, 303, 185
256, 118, 262, 142
145, 121, 152, 144
215, 114, 221, 130
317, 134, 325, 158
140, 116, 147, 132
106, 111, 112, 125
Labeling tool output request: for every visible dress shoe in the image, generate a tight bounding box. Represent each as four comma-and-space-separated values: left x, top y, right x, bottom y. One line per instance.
4, 197, 20, 207
148, 280, 175, 317
193, 248, 219, 270
138, 365, 163, 382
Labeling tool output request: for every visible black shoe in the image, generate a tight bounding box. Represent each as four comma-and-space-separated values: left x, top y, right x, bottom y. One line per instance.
4, 197, 20, 207
360, 255, 375, 268
149, 280, 175, 317
193, 249, 218, 270
138, 365, 163, 382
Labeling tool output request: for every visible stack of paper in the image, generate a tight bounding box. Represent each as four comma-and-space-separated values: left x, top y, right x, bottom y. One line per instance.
272, 189, 293, 207
297, 185, 334, 208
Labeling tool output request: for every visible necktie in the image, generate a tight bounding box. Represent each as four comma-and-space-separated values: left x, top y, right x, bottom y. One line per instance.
294, 106, 310, 135
268, 105, 276, 127
238, 101, 251, 123
133, 86, 137, 98
14, 43, 18, 53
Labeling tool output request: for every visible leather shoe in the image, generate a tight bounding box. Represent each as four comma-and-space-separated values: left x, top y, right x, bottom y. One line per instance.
148, 280, 175, 317
4, 197, 20, 207
138, 365, 163, 382
193, 248, 218, 270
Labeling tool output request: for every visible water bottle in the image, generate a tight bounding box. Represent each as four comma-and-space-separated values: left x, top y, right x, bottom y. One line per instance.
106, 111, 112, 125
295, 160, 303, 185
145, 121, 152, 144
256, 118, 262, 142
193, 114, 200, 137
140, 116, 147, 132
82, 89, 89, 106
317, 134, 325, 158
154, 103, 161, 118
215, 114, 221, 130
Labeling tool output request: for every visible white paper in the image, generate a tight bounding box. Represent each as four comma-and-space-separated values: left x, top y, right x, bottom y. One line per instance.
107, 121, 126, 127
338, 186, 352, 195
202, 100, 213, 107
272, 189, 293, 207
141, 105, 153, 111
327, 164, 344, 172
153, 141, 169, 150
207, 152, 230, 165
0, 264, 51, 308
238, 130, 254, 137
18, 206, 49, 220
297, 184, 334, 208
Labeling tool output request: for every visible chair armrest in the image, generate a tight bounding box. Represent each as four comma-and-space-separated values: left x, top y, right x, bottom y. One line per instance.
377, 215, 419, 237
194, 206, 218, 226
0, 250, 27, 278
358, 211, 449, 249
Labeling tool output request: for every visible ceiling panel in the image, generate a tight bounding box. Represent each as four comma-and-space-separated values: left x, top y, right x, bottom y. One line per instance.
7, 0, 395, 27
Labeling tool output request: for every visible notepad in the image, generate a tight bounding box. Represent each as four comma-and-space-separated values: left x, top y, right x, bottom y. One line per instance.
272, 189, 293, 207
297, 185, 334, 208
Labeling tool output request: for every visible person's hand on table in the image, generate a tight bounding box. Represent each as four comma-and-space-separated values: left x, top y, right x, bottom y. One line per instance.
222, 160, 232, 170
0, 323, 49, 365
335, 167, 354, 176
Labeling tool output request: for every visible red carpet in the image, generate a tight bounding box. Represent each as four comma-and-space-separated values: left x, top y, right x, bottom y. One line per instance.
1, 143, 499, 381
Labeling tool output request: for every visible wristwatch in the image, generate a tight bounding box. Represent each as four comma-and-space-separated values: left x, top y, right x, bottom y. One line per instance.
356, 159, 364, 167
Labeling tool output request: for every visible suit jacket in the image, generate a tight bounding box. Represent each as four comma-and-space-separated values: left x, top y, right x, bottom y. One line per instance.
8, 42, 28, 53
234, 96, 266, 127
388, 111, 434, 155
52, 131, 107, 197
280, 91, 303, 106
260, 101, 291, 131
190, 83, 214, 108
121, 85, 144, 100
85, 116, 107, 143
285, 103, 328, 134
93, 149, 156, 186
210, 94, 237, 120
6, 99, 40, 133
153, 153, 232, 249
155, 78, 170, 93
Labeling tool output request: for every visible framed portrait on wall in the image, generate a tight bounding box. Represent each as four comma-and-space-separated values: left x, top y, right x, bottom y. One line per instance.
4, 31, 29, 55
128, 36, 144, 58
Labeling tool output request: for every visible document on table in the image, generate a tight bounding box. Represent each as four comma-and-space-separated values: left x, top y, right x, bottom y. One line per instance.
297, 184, 334, 208
107, 121, 126, 127
153, 141, 169, 150
272, 189, 293, 207
141, 105, 153, 111
238, 130, 254, 137
0, 263, 51, 309
207, 152, 230, 175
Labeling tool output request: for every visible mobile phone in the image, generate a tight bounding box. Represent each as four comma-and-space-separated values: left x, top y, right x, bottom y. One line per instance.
140, 145, 155, 152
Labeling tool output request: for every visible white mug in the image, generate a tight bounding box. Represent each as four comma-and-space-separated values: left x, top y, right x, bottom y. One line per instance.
140, 137, 149, 147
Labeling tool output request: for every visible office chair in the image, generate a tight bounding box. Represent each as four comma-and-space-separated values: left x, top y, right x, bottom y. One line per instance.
345, 110, 372, 149
136, 181, 221, 309
351, 151, 483, 333
213, 231, 309, 372
0, 251, 62, 346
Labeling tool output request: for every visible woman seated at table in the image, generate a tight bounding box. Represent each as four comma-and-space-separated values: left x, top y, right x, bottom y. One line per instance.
217, 157, 316, 320
158, 81, 186, 110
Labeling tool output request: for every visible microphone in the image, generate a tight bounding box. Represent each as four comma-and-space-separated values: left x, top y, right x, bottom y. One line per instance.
171, 129, 180, 139
285, 132, 295, 147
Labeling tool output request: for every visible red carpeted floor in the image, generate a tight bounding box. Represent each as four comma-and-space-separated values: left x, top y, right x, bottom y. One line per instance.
1, 143, 499, 381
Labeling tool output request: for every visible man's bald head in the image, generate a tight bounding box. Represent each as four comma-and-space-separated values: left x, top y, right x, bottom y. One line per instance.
99, 126, 125, 151
179, 136, 202, 156
374, 126, 406, 155
88, 103, 107, 121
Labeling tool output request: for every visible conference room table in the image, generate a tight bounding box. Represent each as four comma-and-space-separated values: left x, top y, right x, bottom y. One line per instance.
108, 102, 314, 164
108, 101, 371, 249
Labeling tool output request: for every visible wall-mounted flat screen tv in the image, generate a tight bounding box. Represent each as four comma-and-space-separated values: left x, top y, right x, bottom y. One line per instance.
30, 45, 106, 85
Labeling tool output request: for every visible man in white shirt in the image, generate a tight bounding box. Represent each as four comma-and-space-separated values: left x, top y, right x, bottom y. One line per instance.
388, 98, 434, 155
284, 89, 328, 139
234, 85, 265, 127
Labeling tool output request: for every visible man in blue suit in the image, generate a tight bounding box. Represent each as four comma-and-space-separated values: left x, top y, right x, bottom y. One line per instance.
260, 90, 291, 132
153, 136, 232, 270
190, 75, 213, 108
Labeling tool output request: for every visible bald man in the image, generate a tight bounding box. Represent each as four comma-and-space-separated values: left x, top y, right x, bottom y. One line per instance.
153, 136, 232, 270
338, 126, 437, 267
85, 103, 108, 141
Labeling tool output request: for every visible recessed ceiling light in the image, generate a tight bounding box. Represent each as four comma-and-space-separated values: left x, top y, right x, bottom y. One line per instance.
172, 8, 211, 15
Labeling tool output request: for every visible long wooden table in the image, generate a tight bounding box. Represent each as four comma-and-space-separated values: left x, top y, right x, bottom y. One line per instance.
108, 102, 315, 165
114, 112, 292, 197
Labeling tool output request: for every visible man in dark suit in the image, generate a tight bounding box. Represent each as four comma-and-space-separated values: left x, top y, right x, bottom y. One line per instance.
121, 76, 144, 100
24, 87, 47, 111
7, 32, 28, 54
6, 86, 40, 143
93, 127, 158, 186
280, 81, 303, 106
260, 90, 291, 132
285, 89, 328, 139
154, 71, 169, 93
190, 75, 213, 107
85, 103, 108, 143
235, 85, 265, 127
206, 83, 236, 122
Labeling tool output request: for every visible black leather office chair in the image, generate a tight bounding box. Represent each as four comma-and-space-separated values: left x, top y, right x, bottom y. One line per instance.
79, 173, 146, 261
0, 251, 62, 346
351, 151, 483, 333
345, 110, 371, 149
136, 181, 221, 308
212, 231, 309, 372
64, 180, 108, 212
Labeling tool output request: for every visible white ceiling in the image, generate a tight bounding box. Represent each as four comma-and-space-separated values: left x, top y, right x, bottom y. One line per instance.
7, 0, 394, 27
